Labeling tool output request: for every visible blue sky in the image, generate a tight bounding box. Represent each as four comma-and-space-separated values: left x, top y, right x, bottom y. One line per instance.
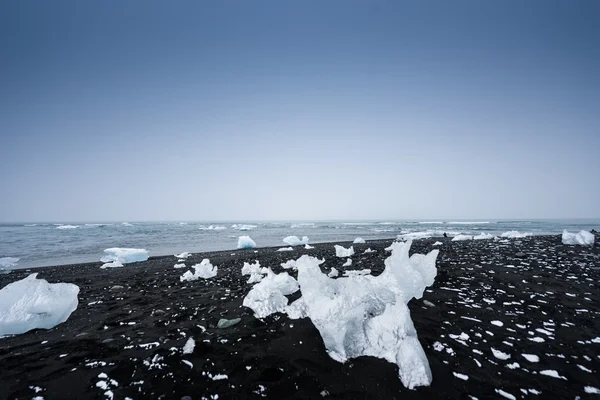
1, 1, 599, 221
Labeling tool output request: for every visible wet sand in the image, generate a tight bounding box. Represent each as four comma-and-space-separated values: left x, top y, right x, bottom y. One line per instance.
1, 235, 599, 399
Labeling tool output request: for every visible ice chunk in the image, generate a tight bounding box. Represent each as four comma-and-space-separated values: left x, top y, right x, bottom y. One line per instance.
243, 269, 299, 318
101, 248, 148, 264
281, 260, 297, 270
343, 269, 371, 277
175, 252, 191, 259
451, 234, 472, 241
183, 338, 195, 354
277, 247, 294, 252
295, 241, 438, 389
473, 233, 494, 240
284, 297, 308, 319
501, 231, 532, 239
397, 231, 435, 240
342, 258, 352, 267
305, 244, 314, 249
242, 261, 265, 283
173, 263, 186, 269
100, 261, 123, 269
0, 273, 79, 336
353, 237, 366, 244
432, 241, 442, 246
0, 257, 19, 269
237, 236, 256, 249
180, 259, 217, 282
328, 268, 339, 278
364, 248, 376, 253
562, 230, 594, 246
283, 236, 309, 246
334, 245, 354, 258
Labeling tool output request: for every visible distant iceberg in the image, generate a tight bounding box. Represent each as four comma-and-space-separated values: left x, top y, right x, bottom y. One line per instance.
562, 230, 594, 246
283, 236, 309, 246
0, 273, 79, 336
237, 236, 256, 249
0, 257, 19, 269
100, 248, 149, 264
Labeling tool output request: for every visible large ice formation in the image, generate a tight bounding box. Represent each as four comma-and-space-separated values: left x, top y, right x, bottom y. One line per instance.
237, 236, 256, 249
180, 259, 217, 282
0, 273, 79, 336
243, 269, 299, 318
295, 240, 439, 389
334, 245, 354, 258
562, 230, 594, 246
283, 236, 309, 246
101, 248, 149, 264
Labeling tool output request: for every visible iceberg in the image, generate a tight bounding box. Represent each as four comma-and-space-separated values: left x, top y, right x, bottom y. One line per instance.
0, 273, 79, 336
283, 236, 309, 246
237, 236, 256, 249
353, 237, 366, 244
562, 230, 594, 246
295, 240, 438, 389
500, 231, 532, 239
334, 245, 354, 258
101, 248, 148, 264
180, 259, 217, 282
243, 269, 299, 318
0, 257, 19, 269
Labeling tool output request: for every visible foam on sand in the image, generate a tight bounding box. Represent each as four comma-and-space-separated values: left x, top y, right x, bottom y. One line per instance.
561, 230, 594, 246
101, 248, 149, 264
283, 236, 309, 246
295, 240, 439, 389
237, 236, 256, 249
0, 273, 79, 336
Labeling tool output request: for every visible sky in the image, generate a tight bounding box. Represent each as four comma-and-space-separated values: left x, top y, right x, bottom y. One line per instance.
1, 1, 599, 222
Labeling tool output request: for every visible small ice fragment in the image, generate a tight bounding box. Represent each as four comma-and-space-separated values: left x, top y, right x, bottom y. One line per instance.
183, 338, 195, 354
334, 245, 354, 258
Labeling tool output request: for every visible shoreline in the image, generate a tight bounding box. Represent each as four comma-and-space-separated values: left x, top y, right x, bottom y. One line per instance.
1, 234, 599, 399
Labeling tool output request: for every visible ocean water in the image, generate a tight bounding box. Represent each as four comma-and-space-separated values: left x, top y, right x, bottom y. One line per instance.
0, 219, 598, 269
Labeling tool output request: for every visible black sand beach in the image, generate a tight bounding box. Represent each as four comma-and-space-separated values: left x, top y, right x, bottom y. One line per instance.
1, 235, 599, 399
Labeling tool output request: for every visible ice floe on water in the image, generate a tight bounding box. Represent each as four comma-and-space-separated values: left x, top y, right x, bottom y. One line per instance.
180, 259, 217, 282
0, 273, 79, 336
562, 230, 594, 246
334, 245, 354, 258
0, 257, 19, 270
237, 235, 256, 249
101, 248, 149, 265
283, 236, 309, 246
231, 224, 257, 231
294, 241, 438, 389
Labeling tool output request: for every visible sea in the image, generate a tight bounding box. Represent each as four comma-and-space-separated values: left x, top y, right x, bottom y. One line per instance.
0, 219, 598, 270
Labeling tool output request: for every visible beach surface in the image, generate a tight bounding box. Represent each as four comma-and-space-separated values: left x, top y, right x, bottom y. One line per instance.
1, 235, 599, 399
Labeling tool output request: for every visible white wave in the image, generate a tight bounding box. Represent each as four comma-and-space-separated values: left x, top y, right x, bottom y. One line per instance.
56, 225, 79, 229
447, 221, 490, 225
418, 221, 444, 224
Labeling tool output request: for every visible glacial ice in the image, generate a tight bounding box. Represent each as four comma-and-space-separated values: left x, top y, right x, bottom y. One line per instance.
334, 245, 354, 258
243, 269, 299, 318
180, 259, 217, 282
0, 273, 79, 336
100, 261, 123, 269
0, 257, 19, 269
237, 236, 256, 249
305, 244, 314, 249
342, 258, 352, 267
281, 260, 297, 270
277, 247, 294, 252
353, 237, 366, 244
295, 241, 439, 389
232, 224, 257, 231
283, 236, 309, 246
101, 248, 149, 264
500, 231, 532, 239
473, 233, 494, 240
241, 261, 265, 283
562, 230, 594, 246
328, 268, 339, 278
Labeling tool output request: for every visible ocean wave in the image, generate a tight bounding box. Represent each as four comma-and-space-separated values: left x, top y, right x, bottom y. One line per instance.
56, 225, 79, 229
447, 221, 490, 225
